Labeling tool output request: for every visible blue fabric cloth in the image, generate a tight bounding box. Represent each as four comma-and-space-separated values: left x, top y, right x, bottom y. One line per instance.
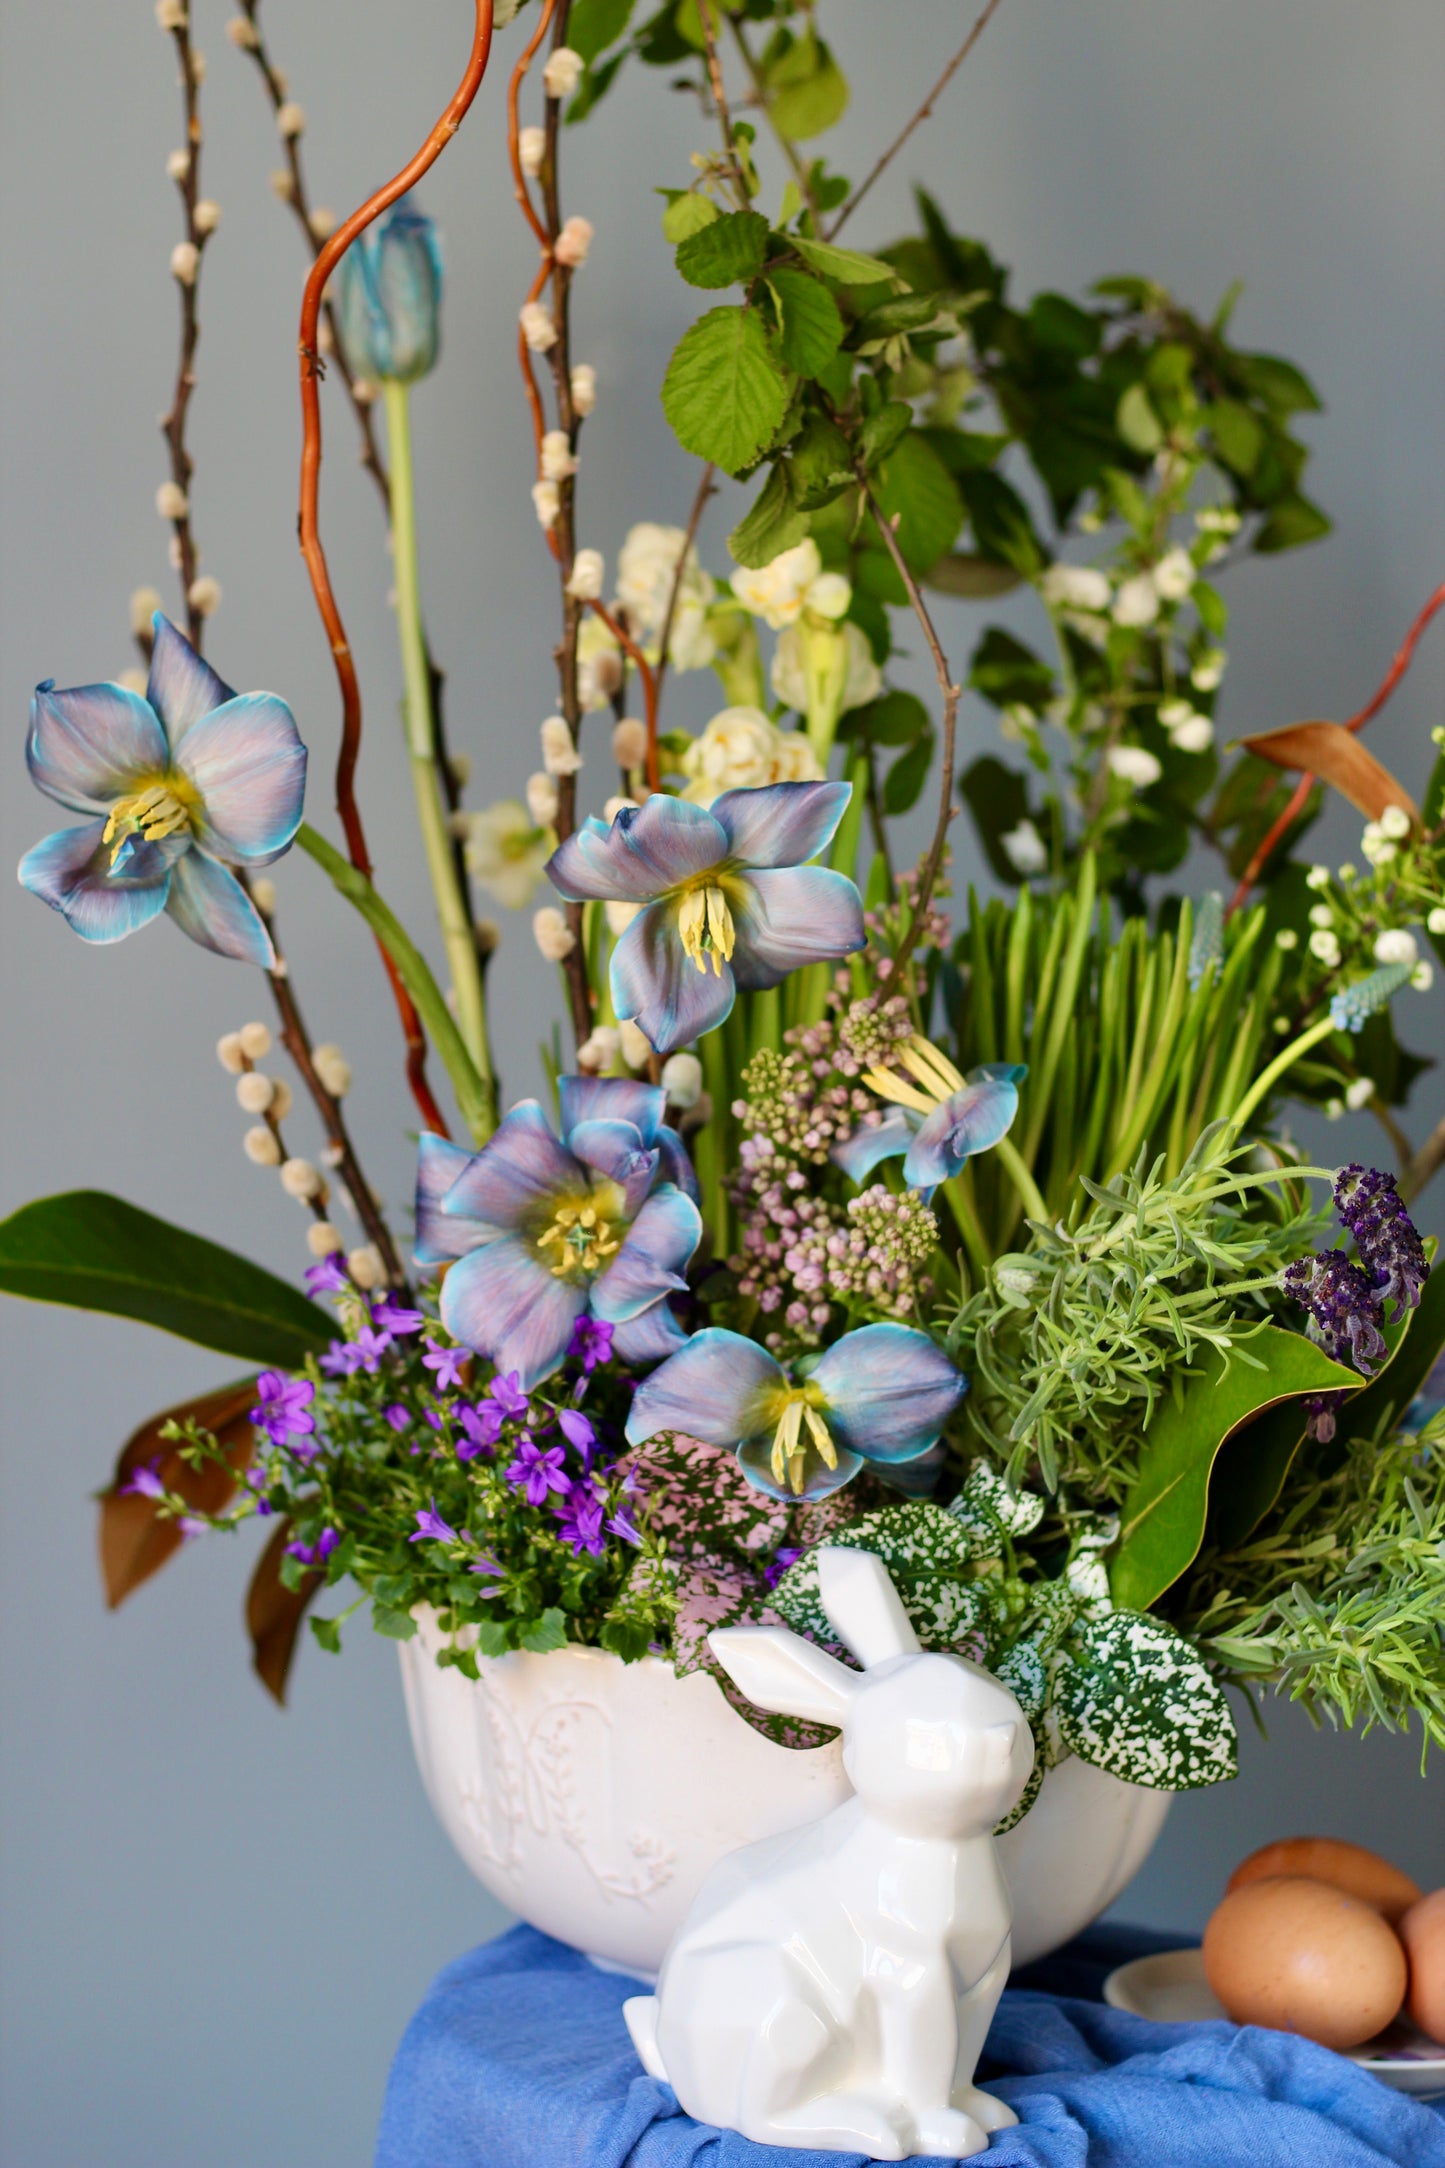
375, 1921, 1445, 2168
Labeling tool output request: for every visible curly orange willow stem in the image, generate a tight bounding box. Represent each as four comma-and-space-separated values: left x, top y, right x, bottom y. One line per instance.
507, 0, 557, 248
517, 262, 559, 559
297, 0, 496, 1136
1227, 576, 1445, 918
589, 600, 661, 792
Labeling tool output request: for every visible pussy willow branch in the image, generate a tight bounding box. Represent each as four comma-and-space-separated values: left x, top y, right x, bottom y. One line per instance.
298, 0, 497, 1137
827, 0, 1006, 241
160, 15, 207, 644
589, 602, 660, 792
1227, 576, 1445, 917
653, 462, 716, 720
229, 0, 389, 509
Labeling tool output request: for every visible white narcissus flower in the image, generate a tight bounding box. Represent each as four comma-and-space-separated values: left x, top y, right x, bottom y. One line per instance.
532, 905, 576, 961
1374, 928, 1419, 968
1106, 745, 1162, 787
680, 706, 777, 802
464, 801, 553, 910
730, 538, 829, 629
616, 522, 716, 668
1152, 546, 1196, 602
1112, 575, 1160, 629
1039, 563, 1111, 614
1000, 818, 1049, 876
769, 729, 824, 786
770, 620, 880, 716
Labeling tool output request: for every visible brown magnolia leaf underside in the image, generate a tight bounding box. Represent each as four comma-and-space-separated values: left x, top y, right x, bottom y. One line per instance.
246, 1519, 322, 1705
99, 1378, 259, 1608
1236, 721, 1419, 825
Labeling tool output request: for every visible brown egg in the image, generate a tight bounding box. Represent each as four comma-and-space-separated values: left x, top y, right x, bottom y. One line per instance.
1226, 1837, 1422, 1924
1203, 1876, 1407, 2050
1399, 1889, 1445, 2045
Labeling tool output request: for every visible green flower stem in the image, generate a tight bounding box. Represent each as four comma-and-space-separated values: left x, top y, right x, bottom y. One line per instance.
296, 822, 493, 1145
699, 1025, 732, 1257
383, 378, 493, 1106
831, 754, 868, 885
941, 1172, 991, 1286
1227, 1014, 1339, 1139
994, 1137, 1049, 1228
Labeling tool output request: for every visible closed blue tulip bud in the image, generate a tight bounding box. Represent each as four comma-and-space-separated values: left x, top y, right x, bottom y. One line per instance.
337, 197, 442, 384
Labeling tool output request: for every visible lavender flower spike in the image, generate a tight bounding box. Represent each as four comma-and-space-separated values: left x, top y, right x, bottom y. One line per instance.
546, 785, 865, 1055
626, 1321, 966, 1503
1333, 1164, 1429, 1312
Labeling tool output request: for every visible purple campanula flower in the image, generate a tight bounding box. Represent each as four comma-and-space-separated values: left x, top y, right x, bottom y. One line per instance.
384, 1403, 411, 1433
456, 1402, 503, 1461
423, 1339, 467, 1392
320, 1339, 362, 1378
627, 1321, 966, 1504
287, 1526, 341, 1568
120, 1460, 166, 1501
469, 1552, 505, 1579
177, 1515, 208, 1540
558, 1408, 597, 1464
18, 613, 305, 966
489, 1371, 531, 1422
423, 1408, 444, 1431
416, 1079, 701, 1393
1333, 1165, 1429, 1313
372, 1293, 426, 1336
409, 1498, 459, 1545
306, 1252, 350, 1297
606, 1506, 644, 1548
243, 1467, 276, 1517
351, 1324, 393, 1374
250, 1371, 316, 1449
546, 785, 865, 1056
555, 1481, 607, 1556
568, 1315, 614, 1374
507, 1436, 570, 1507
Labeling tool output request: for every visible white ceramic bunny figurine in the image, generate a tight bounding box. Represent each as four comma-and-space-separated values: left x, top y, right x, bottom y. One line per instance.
624, 1546, 1034, 2159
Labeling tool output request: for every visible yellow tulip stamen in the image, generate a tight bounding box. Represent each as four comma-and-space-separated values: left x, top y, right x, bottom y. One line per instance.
677, 882, 737, 978
767, 1390, 837, 1495
103, 781, 193, 864
861, 1065, 936, 1116
536, 1197, 622, 1280
898, 1034, 967, 1099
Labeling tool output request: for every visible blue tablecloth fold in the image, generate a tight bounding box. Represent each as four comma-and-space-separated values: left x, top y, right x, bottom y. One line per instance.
374, 1922, 1445, 2168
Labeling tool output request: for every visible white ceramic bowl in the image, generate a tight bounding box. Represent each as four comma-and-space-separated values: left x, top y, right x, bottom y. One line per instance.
400, 1615, 1172, 1975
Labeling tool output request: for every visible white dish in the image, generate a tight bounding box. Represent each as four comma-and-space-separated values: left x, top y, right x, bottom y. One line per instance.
1103, 1947, 1445, 2098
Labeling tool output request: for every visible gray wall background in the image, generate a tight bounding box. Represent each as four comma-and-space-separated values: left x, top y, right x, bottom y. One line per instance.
2, 2, 1443, 2161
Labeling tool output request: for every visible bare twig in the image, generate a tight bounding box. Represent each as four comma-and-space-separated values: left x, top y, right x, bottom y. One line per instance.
589, 601, 660, 793
159, 15, 208, 642
725, 16, 815, 219
696, 0, 748, 205
653, 463, 716, 717
827, 0, 1006, 241
1403, 1109, 1445, 1205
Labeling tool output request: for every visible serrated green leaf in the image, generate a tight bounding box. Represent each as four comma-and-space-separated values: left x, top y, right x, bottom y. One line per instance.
661, 306, 790, 474
788, 409, 853, 508
1116, 383, 1163, 454
0, 1190, 334, 1367
792, 235, 898, 287
371, 1605, 418, 1642
881, 732, 934, 815
521, 1607, 569, 1653
1110, 1325, 1360, 1611
857, 399, 911, 468
1253, 491, 1332, 553
568, 0, 634, 61
764, 29, 849, 140
309, 1616, 343, 1655
661, 192, 719, 244
873, 432, 963, 574
728, 461, 808, 569
1206, 399, 1264, 478
767, 267, 844, 375
676, 208, 769, 289
842, 688, 930, 748
1057, 1611, 1237, 1788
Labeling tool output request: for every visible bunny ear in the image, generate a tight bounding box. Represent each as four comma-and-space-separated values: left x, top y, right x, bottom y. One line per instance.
708, 1626, 859, 1725
816, 1547, 921, 1669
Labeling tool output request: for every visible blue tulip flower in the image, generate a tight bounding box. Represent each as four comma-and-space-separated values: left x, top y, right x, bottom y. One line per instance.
545, 783, 866, 1056
832, 1039, 1026, 1196
18, 614, 306, 967
625, 1321, 967, 1502
416, 1076, 703, 1392
337, 197, 442, 384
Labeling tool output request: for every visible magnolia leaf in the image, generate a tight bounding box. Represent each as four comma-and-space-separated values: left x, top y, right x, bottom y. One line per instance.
791, 235, 899, 288
1110, 1325, 1359, 1612
1056, 1611, 1237, 1789
99, 1378, 259, 1608
675, 208, 769, 290
728, 461, 807, 569
1234, 721, 1418, 826
660, 306, 790, 474
766, 266, 845, 375
925, 553, 1025, 600
247, 1520, 322, 1705
0, 1190, 333, 1366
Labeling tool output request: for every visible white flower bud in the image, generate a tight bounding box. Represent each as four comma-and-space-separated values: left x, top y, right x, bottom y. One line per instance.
540, 714, 582, 775
520, 300, 557, 352
606, 899, 641, 937
1172, 714, 1214, 754
554, 215, 593, 269
1305, 864, 1331, 890
170, 240, 200, 285
347, 1244, 384, 1291
1428, 907, 1445, 936
566, 548, 605, 601
1309, 929, 1341, 965
243, 1124, 281, 1166
1152, 546, 1196, 602
1112, 574, 1160, 629
312, 1043, 352, 1098
526, 771, 559, 826
270, 1078, 293, 1120
618, 1019, 652, 1069
542, 45, 584, 99
578, 1025, 621, 1071
540, 429, 577, 483
187, 574, 221, 617
270, 168, 296, 203
1379, 804, 1412, 840
475, 918, 500, 957
611, 717, 647, 770
1374, 929, 1418, 968
130, 585, 163, 638
216, 1031, 246, 1073
1191, 649, 1227, 692
1325, 1098, 1345, 1121
156, 481, 189, 520
1000, 819, 1049, 877
226, 15, 260, 49
306, 1220, 342, 1258
1308, 904, 1334, 929
280, 1156, 323, 1201
1361, 823, 1397, 867
570, 362, 597, 416
532, 479, 560, 529
1106, 744, 1162, 788
1345, 1077, 1375, 1111
193, 199, 221, 236
660, 1052, 703, 1109
166, 148, 191, 183
237, 1020, 271, 1060
532, 905, 576, 961
155, 0, 186, 29
308, 207, 337, 241
117, 668, 148, 696
1274, 927, 1298, 950
236, 1071, 275, 1114
249, 876, 276, 914
1411, 960, 1434, 991
277, 101, 306, 139
518, 125, 546, 177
